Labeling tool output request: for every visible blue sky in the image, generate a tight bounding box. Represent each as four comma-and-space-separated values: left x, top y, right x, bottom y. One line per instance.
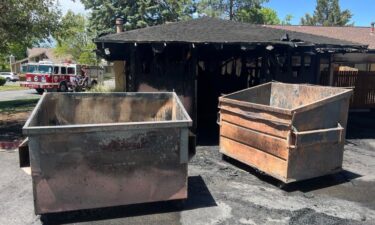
264, 0, 374, 26
59, 0, 374, 27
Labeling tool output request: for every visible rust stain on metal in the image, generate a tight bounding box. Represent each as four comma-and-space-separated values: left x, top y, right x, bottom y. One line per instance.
99, 131, 158, 151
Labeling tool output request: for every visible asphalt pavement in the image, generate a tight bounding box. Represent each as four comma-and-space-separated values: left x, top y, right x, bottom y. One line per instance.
1, 111, 375, 225
0, 82, 40, 102
0, 79, 115, 102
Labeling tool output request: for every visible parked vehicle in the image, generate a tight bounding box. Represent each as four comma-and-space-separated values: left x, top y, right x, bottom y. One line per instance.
20, 61, 103, 94
0, 72, 19, 82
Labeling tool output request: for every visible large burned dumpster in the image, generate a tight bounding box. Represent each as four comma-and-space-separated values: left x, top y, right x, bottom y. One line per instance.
23, 92, 192, 214
218, 82, 352, 183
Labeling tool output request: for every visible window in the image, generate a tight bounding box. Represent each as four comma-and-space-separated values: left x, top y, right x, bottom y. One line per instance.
67, 67, 75, 75
304, 56, 311, 67
53, 67, 59, 74
21, 65, 27, 73
38, 65, 52, 73
354, 64, 367, 71
61, 67, 67, 74
292, 56, 301, 66
27, 65, 37, 73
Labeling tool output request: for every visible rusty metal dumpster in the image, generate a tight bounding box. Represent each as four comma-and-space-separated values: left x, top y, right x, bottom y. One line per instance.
23, 92, 192, 214
218, 82, 352, 183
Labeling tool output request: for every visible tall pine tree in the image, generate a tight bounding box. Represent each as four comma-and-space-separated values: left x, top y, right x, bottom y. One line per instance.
80, 0, 195, 35
196, 0, 274, 24
300, 0, 352, 26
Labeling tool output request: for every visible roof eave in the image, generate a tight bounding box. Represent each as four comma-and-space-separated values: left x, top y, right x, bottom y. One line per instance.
95, 38, 367, 52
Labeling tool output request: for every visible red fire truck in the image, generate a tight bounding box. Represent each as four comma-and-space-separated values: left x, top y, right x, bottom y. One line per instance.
20, 61, 103, 94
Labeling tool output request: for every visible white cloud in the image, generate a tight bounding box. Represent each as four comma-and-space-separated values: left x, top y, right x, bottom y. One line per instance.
57, 0, 87, 15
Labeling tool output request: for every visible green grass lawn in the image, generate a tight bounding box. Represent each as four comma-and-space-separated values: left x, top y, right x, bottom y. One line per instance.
0, 84, 27, 92
0, 99, 39, 113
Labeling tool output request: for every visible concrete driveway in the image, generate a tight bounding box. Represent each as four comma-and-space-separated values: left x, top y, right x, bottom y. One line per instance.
1, 113, 375, 225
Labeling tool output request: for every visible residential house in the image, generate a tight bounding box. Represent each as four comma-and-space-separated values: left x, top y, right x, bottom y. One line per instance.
95, 17, 366, 139
11, 48, 73, 73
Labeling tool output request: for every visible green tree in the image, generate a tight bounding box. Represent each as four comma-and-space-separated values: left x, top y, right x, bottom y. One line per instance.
0, 43, 28, 71
300, 0, 352, 26
196, 0, 282, 24
235, 7, 280, 24
196, 0, 224, 18
0, 0, 60, 70
80, 0, 195, 35
0, 0, 60, 54
281, 14, 293, 25
197, 0, 267, 21
259, 7, 280, 24
53, 11, 97, 65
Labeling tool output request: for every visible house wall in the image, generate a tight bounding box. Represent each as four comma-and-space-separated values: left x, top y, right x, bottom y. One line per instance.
318, 52, 375, 109
124, 43, 322, 139
333, 52, 375, 72
129, 44, 196, 121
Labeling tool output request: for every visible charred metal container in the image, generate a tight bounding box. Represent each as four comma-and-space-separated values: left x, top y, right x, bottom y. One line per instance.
218, 82, 352, 183
23, 92, 192, 214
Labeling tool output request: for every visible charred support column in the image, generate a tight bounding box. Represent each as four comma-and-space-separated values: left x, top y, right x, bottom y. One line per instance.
190, 46, 198, 131
127, 45, 137, 92
114, 18, 126, 91
314, 54, 321, 84
328, 54, 334, 86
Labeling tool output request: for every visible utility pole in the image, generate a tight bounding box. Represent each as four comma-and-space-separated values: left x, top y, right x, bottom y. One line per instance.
229, 0, 234, 20
9, 55, 14, 72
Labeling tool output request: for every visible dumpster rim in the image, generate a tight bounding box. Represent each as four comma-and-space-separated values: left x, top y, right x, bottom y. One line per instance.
219, 98, 293, 115
219, 82, 353, 114
219, 82, 291, 115
292, 88, 352, 113
23, 120, 192, 135
23, 92, 192, 136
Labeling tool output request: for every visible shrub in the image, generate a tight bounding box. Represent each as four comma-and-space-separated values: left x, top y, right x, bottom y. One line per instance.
0, 77, 6, 86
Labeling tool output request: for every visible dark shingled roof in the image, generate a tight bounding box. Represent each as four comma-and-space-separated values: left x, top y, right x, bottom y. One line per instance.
266, 25, 375, 49
95, 17, 367, 48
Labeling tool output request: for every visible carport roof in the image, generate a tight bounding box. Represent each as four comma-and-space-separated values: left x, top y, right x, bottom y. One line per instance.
95, 17, 367, 49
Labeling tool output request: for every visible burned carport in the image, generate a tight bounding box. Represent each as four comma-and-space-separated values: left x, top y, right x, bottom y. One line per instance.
95, 17, 366, 142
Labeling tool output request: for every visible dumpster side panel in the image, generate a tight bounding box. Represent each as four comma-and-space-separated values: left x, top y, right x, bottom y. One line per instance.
219, 95, 291, 182
55, 95, 174, 125
29, 127, 188, 214
287, 143, 344, 182
219, 102, 292, 126
221, 83, 272, 106
219, 110, 290, 138
220, 121, 289, 159
220, 137, 288, 181
292, 97, 350, 132
286, 97, 350, 182
270, 83, 346, 110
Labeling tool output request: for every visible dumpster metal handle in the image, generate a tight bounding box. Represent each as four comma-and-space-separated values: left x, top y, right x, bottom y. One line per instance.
291, 123, 344, 148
